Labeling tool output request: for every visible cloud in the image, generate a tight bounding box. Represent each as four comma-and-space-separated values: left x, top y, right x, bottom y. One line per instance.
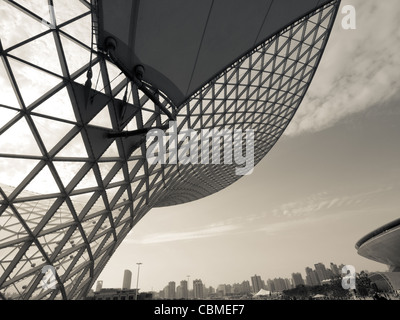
272, 186, 394, 218
286, 0, 400, 136
257, 218, 313, 236
126, 223, 240, 244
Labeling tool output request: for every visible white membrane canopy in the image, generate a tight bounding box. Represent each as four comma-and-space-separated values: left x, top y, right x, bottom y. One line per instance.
98, 0, 333, 106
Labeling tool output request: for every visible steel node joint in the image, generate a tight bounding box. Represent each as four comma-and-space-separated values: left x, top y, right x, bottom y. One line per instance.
105, 37, 176, 122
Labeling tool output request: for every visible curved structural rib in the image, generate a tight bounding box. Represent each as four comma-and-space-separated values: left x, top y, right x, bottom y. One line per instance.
0, 0, 340, 299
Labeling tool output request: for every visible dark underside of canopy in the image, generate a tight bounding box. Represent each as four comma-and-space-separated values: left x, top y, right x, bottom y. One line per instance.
97, 0, 334, 107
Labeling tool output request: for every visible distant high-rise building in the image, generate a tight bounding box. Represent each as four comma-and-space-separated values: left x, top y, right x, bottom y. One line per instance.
251, 275, 264, 293
176, 285, 182, 299
193, 279, 204, 299
180, 280, 188, 299
241, 281, 251, 294
95, 280, 103, 292
305, 267, 320, 286
284, 278, 292, 290
326, 268, 334, 279
273, 278, 287, 292
232, 283, 241, 294
330, 263, 340, 276
168, 281, 176, 299
203, 284, 209, 298
122, 270, 132, 290
217, 284, 226, 296
267, 279, 275, 292
226, 284, 232, 295
314, 263, 329, 283
163, 286, 169, 299
292, 273, 305, 287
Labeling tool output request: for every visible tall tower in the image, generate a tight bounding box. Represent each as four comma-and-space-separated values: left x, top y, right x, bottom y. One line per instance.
314, 263, 329, 283
330, 263, 340, 276
193, 280, 204, 299
122, 270, 132, 290
95, 280, 103, 292
292, 273, 305, 287
180, 280, 188, 299
305, 267, 320, 286
251, 275, 264, 293
168, 281, 176, 299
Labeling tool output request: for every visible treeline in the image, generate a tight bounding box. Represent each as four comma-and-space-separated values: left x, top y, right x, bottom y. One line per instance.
282, 272, 373, 299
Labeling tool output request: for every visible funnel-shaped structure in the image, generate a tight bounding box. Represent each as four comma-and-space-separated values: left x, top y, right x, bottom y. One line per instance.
0, 0, 340, 299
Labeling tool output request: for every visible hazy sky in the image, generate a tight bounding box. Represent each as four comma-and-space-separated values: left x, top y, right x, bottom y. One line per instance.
0, 0, 399, 294
97, 0, 400, 292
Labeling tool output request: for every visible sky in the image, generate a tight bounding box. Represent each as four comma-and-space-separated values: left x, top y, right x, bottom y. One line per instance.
0, 0, 399, 294
96, 0, 400, 292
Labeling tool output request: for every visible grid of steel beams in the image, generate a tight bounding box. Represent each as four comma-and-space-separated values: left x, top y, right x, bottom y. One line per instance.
0, 0, 340, 299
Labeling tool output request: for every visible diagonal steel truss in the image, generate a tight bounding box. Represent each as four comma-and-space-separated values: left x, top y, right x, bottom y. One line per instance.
0, 0, 340, 299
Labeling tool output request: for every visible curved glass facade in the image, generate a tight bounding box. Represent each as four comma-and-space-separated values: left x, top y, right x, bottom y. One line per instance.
0, 1, 340, 299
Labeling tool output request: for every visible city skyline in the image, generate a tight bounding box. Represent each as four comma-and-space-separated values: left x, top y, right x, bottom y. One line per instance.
98, 261, 374, 294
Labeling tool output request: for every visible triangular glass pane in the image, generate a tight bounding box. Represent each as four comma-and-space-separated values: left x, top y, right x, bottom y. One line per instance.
0, 107, 19, 131
89, 106, 113, 129
31, 87, 76, 122
15, 0, 51, 21
0, 1, 48, 49
69, 192, 94, 216
0, 208, 29, 243
105, 186, 120, 204
40, 201, 73, 234
52, 161, 85, 188
81, 216, 101, 239
37, 231, 64, 259
52, 0, 89, 25
32, 115, 75, 152
8, 241, 43, 279
60, 13, 92, 47
85, 194, 105, 217
115, 221, 130, 237
0, 62, 20, 109
97, 161, 116, 182
76, 62, 107, 98
14, 197, 56, 231
6, 272, 39, 298
106, 61, 124, 91
130, 180, 140, 195
59, 33, 91, 76
90, 232, 107, 255
0, 245, 21, 272
111, 207, 124, 224
8, 58, 62, 107
141, 108, 155, 126
101, 141, 119, 158
73, 249, 90, 270
10, 32, 62, 76
109, 167, 125, 185
0, 159, 40, 196
56, 132, 88, 158
128, 160, 140, 173
24, 165, 60, 195
75, 168, 98, 190
0, 117, 42, 156
115, 189, 129, 206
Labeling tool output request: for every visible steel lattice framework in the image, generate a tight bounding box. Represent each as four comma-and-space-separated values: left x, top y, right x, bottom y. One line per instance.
0, 0, 340, 299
